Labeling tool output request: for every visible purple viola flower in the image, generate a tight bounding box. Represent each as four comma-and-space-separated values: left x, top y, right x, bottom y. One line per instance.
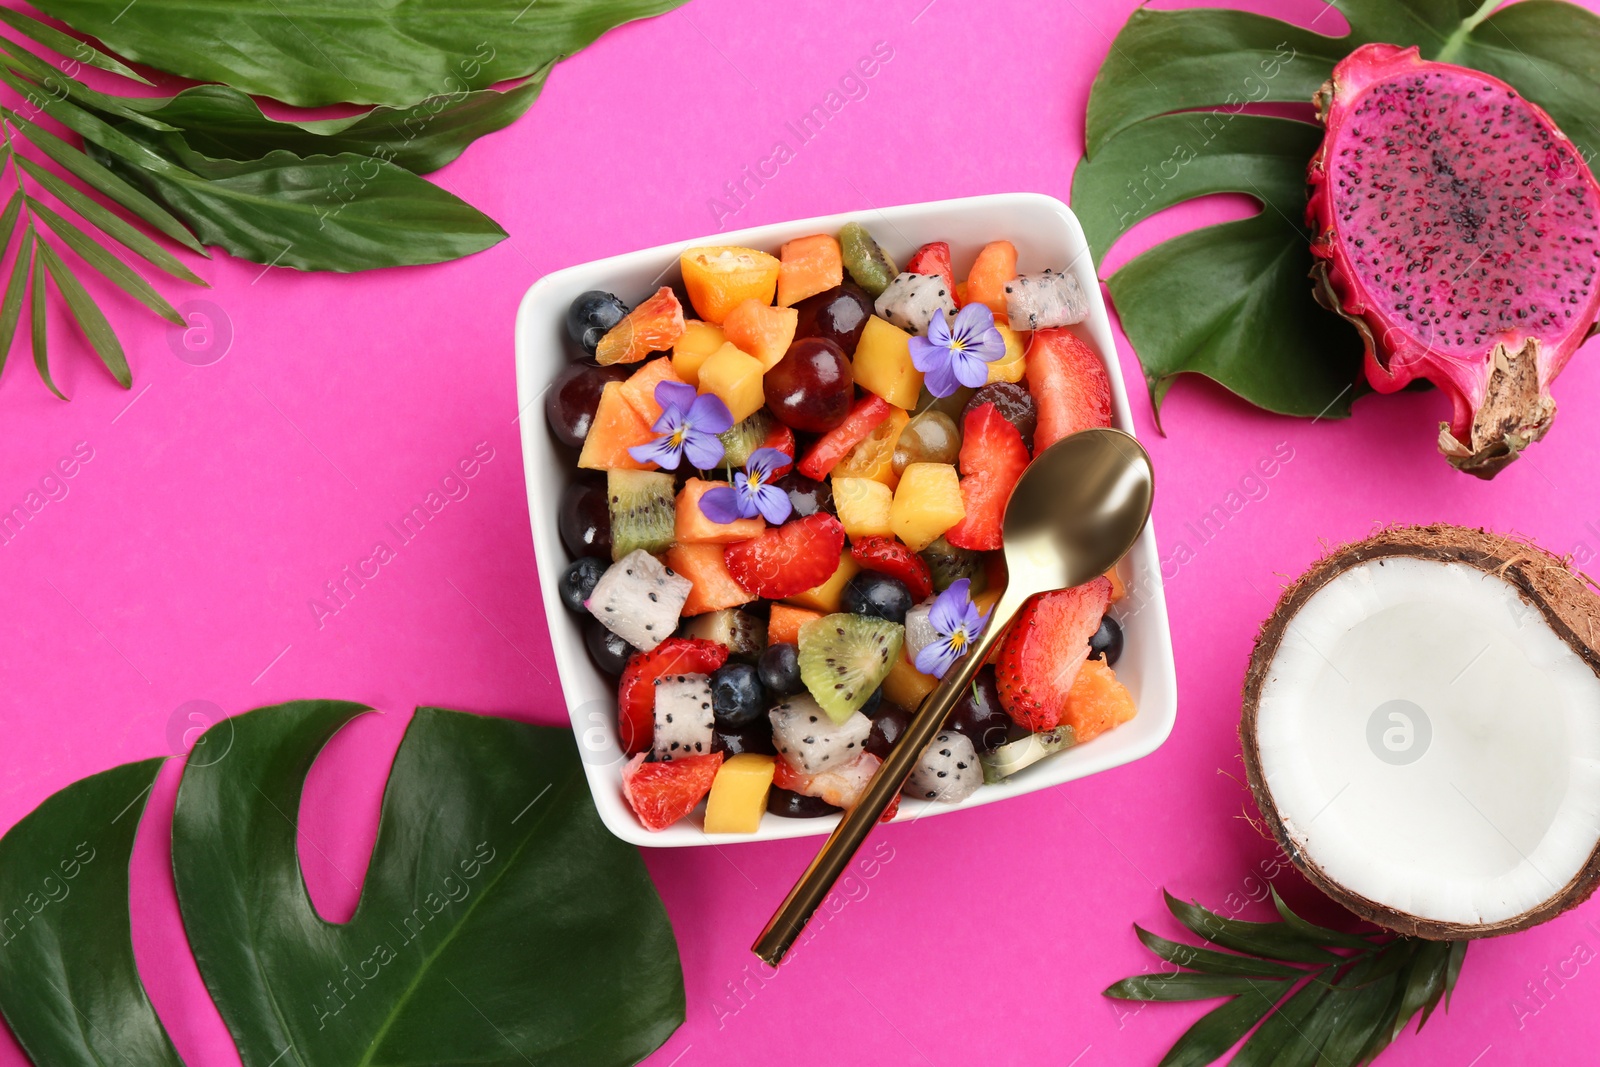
909, 303, 1005, 398
627, 380, 733, 470
914, 578, 992, 679
698, 447, 794, 526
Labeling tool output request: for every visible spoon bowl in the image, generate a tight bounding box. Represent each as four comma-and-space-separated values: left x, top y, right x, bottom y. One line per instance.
753, 428, 1154, 965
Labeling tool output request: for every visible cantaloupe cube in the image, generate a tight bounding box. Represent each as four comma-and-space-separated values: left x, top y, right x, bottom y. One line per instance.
1105, 566, 1127, 603
697, 343, 766, 422
676, 478, 764, 543
768, 603, 823, 645
704, 753, 777, 833
777, 234, 843, 307
673, 320, 726, 385
577, 381, 657, 470
784, 551, 860, 613
666, 542, 754, 615
723, 299, 798, 370
853, 315, 922, 409
1062, 659, 1137, 742
833, 477, 893, 539
619, 356, 685, 424
986, 324, 1027, 384
882, 652, 936, 710
890, 463, 965, 551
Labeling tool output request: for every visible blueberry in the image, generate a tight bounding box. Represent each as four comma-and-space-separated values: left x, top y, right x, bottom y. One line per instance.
767, 786, 841, 818
860, 686, 883, 719
842, 572, 912, 625
558, 556, 606, 615
1088, 615, 1124, 667
584, 617, 633, 675
565, 290, 628, 357
712, 663, 765, 728
716, 722, 776, 757
758, 642, 804, 697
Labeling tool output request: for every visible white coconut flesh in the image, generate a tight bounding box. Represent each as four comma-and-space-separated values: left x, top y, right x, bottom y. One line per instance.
1253, 556, 1600, 929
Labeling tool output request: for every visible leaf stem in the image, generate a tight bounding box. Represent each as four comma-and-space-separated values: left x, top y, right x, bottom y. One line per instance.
1437, 0, 1502, 62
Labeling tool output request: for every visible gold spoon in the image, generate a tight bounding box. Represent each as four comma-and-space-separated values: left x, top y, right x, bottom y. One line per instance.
753, 427, 1155, 966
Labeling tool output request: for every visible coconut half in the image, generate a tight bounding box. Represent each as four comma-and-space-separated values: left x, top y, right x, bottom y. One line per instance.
1241, 525, 1600, 939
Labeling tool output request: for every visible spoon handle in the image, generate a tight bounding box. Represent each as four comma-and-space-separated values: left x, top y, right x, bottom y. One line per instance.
753, 585, 1031, 966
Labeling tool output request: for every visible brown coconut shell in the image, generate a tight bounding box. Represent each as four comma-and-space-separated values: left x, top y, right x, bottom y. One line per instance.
1239, 524, 1600, 939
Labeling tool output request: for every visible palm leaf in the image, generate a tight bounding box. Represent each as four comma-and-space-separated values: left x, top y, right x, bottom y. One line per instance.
36, 238, 130, 386
28, 242, 61, 398
0, 7, 150, 84
29, 196, 184, 322
0, 223, 34, 377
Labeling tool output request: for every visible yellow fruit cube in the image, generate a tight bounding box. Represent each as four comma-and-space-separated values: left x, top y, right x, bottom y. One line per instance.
833, 477, 894, 539
672, 320, 726, 386
784, 551, 861, 612
890, 463, 965, 552
852, 315, 922, 409
882, 653, 937, 710
697, 343, 766, 422
986, 324, 1027, 384
704, 753, 777, 834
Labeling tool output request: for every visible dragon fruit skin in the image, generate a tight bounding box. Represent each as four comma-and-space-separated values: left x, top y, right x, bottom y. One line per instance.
1307, 43, 1600, 478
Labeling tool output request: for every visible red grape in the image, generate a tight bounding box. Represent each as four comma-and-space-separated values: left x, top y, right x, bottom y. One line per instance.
764, 337, 854, 432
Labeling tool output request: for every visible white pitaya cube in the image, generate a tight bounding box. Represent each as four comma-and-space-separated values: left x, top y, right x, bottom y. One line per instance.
769, 696, 872, 775
902, 598, 939, 666
585, 548, 690, 652
1004, 269, 1088, 330
874, 272, 957, 335
652, 673, 715, 761
905, 730, 980, 804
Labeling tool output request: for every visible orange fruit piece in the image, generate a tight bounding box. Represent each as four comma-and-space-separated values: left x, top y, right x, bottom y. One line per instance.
675, 478, 765, 544
596, 287, 686, 366
1062, 659, 1137, 742
723, 298, 798, 370
618, 356, 685, 425
778, 234, 843, 307
577, 382, 658, 470
666, 543, 755, 616
768, 603, 823, 646
680, 246, 781, 324
964, 240, 1017, 315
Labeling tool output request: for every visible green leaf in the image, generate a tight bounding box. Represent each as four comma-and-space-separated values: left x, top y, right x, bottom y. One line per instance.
1135, 926, 1306, 979
0, 38, 174, 129
26, 0, 689, 107
0, 758, 184, 1067
1390, 940, 1450, 1041
1309, 963, 1403, 1067
1157, 980, 1288, 1067
0, 189, 23, 256
29, 245, 63, 399
0, 6, 152, 84
1106, 972, 1282, 1002
17, 156, 203, 284
1164, 891, 1344, 965
135, 73, 550, 175
1229, 976, 1332, 1067
4, 108, 205, 253
173, 701, 684, 1066
0, 66, 183, 176
0, 224, 35, 377
1270, 887, 1378, 951
30, 197, 185, 323
36, 238, 132, 385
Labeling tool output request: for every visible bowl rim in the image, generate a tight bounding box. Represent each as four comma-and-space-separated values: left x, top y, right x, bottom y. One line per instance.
514, 191, 1178, 847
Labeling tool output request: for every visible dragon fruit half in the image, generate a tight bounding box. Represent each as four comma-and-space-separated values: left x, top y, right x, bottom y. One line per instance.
1307, 43, 1600, 478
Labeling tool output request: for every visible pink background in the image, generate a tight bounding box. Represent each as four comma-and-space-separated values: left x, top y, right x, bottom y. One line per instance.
2, 0, 1598, 1063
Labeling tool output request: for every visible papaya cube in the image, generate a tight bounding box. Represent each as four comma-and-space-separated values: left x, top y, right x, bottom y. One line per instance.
778, 234, 844, 307
704, 753, 777, 834
832, 477, 893, 540
666, 542, 755, 616
676, 478, 764, 543
618, 356, 685, 425
890, 463, 965, 551
852, 315, 922, 409
697, 343, 766, 422
964, 240, 1018, 315
1062, 659, 1137, 742
986, 324, 1027, 384
784, 551, 860, 613
723, 298, 798, 370
672, 320, 726, 386
768, 603, 823, 645
577, 381, 657, 471
680, 246, 781, 324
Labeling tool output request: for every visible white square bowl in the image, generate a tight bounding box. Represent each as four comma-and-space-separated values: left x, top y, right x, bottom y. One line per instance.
515, 192, 1178, 848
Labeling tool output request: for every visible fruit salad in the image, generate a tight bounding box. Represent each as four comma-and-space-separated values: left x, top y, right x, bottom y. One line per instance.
546, 225, 1139, 833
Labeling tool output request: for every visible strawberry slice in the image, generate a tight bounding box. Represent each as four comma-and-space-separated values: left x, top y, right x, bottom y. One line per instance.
616, 637, 728, 755
906, 241, 956, 298
850, 535, 933, 602
995, 577, 1112, 731
946, 403, 1030, 551
1025, 328, 1112, 452
796, 395, 893, 480
724, 513, 845, 599
762, 421, 797, 475
621, 751, 723, 831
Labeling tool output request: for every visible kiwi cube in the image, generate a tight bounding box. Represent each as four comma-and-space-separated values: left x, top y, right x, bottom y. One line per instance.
607, 469, 675, 561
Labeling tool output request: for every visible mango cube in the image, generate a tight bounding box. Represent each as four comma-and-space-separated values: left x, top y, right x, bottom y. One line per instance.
890, 462, 965, 551
882, 653, 937, 710
852, 315, 922, 409
697, 343, 766, 422
986, 324, 1027, 384
784, 551, 860, 612
672, 320, 726, 385
704, 753, 777, 833
833, 476, 893, 539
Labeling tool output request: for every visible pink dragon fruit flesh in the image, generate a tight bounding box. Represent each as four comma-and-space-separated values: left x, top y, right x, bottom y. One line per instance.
1308, 43, 1600, 478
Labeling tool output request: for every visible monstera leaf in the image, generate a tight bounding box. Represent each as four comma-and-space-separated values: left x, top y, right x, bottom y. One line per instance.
1072, 0, 1600, 422
0, 702, 684, 1067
